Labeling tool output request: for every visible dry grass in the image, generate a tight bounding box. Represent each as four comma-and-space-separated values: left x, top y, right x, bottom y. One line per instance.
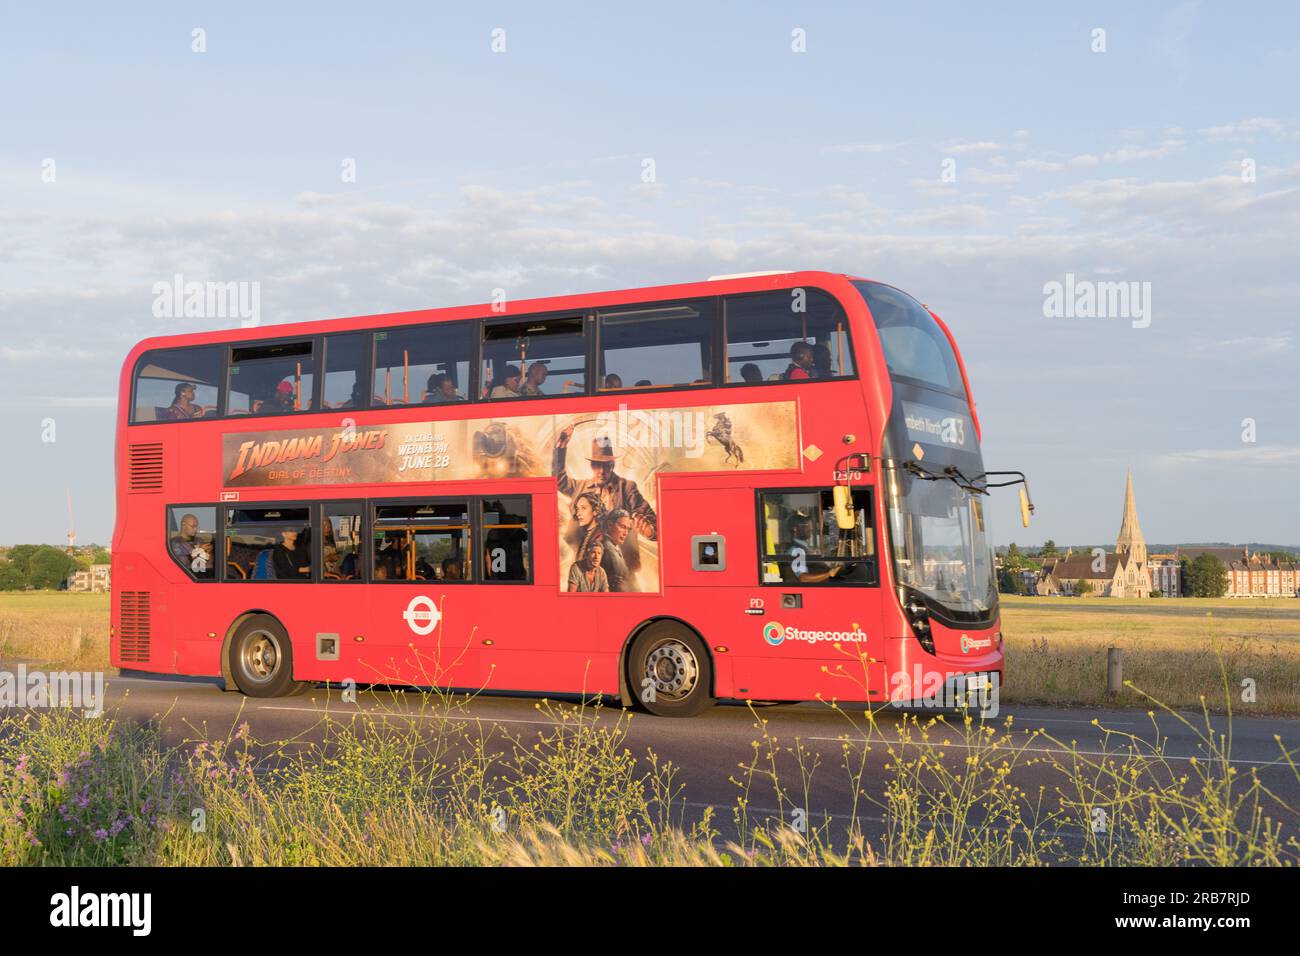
1000, 595, 1300, 714
0, 592, 110, 671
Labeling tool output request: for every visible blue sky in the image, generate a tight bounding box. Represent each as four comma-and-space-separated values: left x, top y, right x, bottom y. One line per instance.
2, 1, 1298, 547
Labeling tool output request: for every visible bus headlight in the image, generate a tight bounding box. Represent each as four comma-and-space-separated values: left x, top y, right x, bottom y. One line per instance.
905, 598, 935, 655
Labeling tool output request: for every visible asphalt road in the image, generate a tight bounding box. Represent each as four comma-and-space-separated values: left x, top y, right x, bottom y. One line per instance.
64, 669, 1300, 846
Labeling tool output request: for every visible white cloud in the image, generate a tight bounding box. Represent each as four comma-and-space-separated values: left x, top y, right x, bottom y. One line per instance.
1198, 117, 1287, 141
1157, 445, 1300, 467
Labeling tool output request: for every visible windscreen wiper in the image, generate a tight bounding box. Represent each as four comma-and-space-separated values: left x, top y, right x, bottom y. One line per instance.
901, 461, 1036, 518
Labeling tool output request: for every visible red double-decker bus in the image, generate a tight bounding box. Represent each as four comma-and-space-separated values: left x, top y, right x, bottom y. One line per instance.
111, 270, 1028, 716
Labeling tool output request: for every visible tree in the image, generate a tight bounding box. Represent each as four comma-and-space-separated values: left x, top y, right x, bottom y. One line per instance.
0, 561, 24, 591
1186, 554, 1228, 598
26, 546, 77, 590
1042, 539, 1059, 557
5, 544, 39, 577
90, 548, 111, 565
997, 567, 1023, 594
1074, 579, 1093, 596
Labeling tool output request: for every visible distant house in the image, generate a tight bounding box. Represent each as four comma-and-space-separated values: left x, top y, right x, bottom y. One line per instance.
66, 563, 111, 593
1148, 553, 1181, 597
1173, 547, 1299, 597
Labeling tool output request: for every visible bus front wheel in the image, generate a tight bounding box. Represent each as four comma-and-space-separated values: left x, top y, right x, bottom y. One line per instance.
228, 615, 306, 698
628, 622, 714, 718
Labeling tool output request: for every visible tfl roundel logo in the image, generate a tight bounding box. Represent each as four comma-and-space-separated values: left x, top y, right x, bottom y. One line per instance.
763, 622, 785, 646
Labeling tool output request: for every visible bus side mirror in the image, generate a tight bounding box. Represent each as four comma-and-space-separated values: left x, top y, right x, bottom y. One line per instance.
1019, 487, 1032, 528
833, 486, 856, 530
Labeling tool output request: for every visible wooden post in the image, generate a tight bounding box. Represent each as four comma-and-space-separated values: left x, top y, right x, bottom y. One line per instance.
1106, 646, 1123, 696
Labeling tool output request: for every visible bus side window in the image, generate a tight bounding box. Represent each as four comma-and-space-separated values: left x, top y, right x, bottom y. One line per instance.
758, 489, 876, 586
373, 323, 472, 407
372, 501, 471, 582
482, 497, 530, 581
482, 316, 586, 399
133, 346, 223, 423
226, 341, 317, 416
322, 333, 370, 411
723, 290, 855, 384
322, 505, 363, 580
167, 506, 216, 579
597, 301, 712, 390
225, 506, 313, 581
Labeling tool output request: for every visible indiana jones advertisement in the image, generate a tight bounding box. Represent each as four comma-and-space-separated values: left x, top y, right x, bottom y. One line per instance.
221, 401, 800, 593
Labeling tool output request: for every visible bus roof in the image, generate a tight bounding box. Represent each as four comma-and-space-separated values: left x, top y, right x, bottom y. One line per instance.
127, 269, 868, 358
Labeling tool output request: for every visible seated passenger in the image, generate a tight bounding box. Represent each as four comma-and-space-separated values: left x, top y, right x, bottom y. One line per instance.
272, 380, 297, 411
169, 513, 213, 576
603, 373, 623, 390
489, 366, 523, 399
161, 382, 205, 420
521, 363, 549, 396
271, 528, 310, 578
813, 343, 834, 378
339, 551, 359, 579
423, 372, 464, 403
441, 557, 464, 580
783, 342, 815, 381
739, 363, 762, 384
634, 379, 653, 387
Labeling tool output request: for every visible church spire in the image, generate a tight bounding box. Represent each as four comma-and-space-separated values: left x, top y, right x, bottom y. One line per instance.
1115, 467, 1146, 567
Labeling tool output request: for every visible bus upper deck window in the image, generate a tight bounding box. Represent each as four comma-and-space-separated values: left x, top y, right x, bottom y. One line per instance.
482, 317, 586, 399
723, 289, 855, 384
373, 322, 473, 407
597, 302, 712, 390
226, 341, 317, 416
132, 346, 224, 423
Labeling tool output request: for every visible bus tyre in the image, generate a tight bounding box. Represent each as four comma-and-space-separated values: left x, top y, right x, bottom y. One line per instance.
629, 623, 714, 718
228, 615, 304, 698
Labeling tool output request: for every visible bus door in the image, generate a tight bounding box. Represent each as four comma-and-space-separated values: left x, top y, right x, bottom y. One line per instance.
741, 486, 887, 703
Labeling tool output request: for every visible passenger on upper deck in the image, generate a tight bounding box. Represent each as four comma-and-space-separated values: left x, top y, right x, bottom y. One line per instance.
521, 362, 549, 396
783, 342, 815, 381
161, 382, 205, 419
489, 366, 522, 399
424, 372, 464, 403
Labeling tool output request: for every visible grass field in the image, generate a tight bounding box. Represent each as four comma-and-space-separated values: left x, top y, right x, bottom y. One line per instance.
0, 592, 109, 671
2, 591, 1299, 714
999, 595, 1300, 714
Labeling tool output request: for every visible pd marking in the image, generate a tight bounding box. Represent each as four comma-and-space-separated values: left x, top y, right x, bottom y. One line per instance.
403, 595, 442, 636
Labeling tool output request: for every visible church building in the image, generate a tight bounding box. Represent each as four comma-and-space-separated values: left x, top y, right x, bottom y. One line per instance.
1036, 469, 1153, 598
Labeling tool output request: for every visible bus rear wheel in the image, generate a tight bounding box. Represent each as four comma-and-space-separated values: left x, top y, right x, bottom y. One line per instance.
228, 615, 306, 698
628, 622, 714, 718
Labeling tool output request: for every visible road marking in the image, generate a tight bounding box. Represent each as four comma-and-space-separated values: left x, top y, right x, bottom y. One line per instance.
806, 735, 1288, 767
255, 704, 567, 729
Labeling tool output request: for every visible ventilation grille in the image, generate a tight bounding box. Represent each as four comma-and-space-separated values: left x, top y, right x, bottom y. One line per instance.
128, 443, 164, 492
118, 591, 152, 663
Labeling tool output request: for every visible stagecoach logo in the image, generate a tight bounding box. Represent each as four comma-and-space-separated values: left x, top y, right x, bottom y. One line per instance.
763, 621, 868, 647
960, 633, 993, 654
402, 595, 442, 636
